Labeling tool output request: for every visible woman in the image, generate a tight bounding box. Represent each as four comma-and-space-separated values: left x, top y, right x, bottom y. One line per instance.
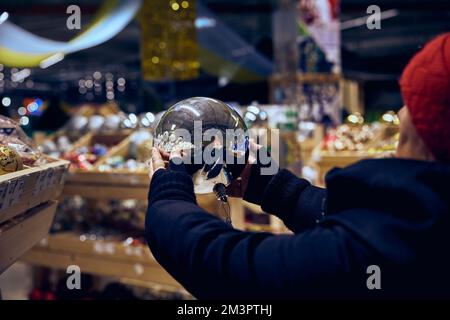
145, 33, 450, 299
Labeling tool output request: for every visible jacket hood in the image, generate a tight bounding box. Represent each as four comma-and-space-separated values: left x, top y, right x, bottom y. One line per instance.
324, 158, 450, 264
326, 158, 450, 217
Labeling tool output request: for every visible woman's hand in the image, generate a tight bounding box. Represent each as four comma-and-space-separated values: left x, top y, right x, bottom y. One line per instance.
148, 148, 166, 183
148, 147, 184, 183
149, 141, 273, 199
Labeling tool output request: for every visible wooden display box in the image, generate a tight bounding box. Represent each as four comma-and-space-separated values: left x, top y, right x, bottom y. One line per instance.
34, 131, 84, 148
0, 158, 69, 224
67, 132, 131, 172
64, 132, 149, 199
366, 124, 399, 155
0, 201, 58, 273
313, 124, 398, 186
313, 150, 368, 186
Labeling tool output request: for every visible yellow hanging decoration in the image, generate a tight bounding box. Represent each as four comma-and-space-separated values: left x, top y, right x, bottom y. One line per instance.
140, 0, 199, 81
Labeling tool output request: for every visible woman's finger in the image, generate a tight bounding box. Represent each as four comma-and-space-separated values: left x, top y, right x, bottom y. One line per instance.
158, 147, 170, 160
148, 157, 154, 179
152, 148, 166, 171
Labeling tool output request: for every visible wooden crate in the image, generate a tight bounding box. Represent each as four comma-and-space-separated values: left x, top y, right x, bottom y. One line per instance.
0, 201, 58, 273
312, 124, 399, 186
35, 130, 84, 146
313, 150, 368, 186
366, 124, 399, 155
0, 158, 69, 224
67, 132, 131, 172
64, 133, 146, 190
94, 133, 146, 168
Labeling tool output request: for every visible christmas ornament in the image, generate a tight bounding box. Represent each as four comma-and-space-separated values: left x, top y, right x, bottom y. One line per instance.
0, 145, 23, 175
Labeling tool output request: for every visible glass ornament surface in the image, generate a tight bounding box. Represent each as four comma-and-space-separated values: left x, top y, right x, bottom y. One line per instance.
154, 97, 249, 195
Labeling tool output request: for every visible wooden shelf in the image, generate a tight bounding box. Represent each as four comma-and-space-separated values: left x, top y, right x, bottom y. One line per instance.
63, 171, 149, 200
21, 232, 182, 289
62, 171, 233, 220
1, 201, 58, 274
311, 124, 398, 186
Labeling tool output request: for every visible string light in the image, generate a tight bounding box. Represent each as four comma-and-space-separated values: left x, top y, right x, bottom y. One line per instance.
19, 116, 29, 126
2, 97, 11, 106
106, 91, 114, 100
85, 79, 93, 88
18, 107, 26, 115
93, 71, 102, 80
106, 80, 114, 89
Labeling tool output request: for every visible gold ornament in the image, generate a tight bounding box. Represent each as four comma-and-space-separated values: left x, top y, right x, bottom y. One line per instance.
0, 145, 23, 175
140, 0, 199, 81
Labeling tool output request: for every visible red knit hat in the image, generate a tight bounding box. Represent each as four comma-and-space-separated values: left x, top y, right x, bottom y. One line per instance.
400, 33, 450, 162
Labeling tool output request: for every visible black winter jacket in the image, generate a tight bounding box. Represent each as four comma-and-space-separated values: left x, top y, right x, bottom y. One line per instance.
145, 158, 450, 299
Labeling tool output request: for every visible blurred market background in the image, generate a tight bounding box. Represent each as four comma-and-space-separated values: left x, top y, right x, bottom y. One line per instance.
1, 0, 449, 127
0, 0, 449, 300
